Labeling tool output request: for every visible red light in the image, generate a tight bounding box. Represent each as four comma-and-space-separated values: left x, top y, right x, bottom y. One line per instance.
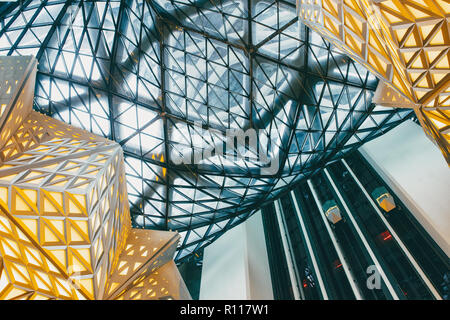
380, 231, 392, 241
303, 283, 307, 288
333, 260, 343, 269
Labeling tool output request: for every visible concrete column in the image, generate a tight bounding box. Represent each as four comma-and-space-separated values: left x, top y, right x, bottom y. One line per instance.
199, 211, 274, 300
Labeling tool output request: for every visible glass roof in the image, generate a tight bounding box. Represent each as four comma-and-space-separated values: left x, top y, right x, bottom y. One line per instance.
0, 0, 414, 262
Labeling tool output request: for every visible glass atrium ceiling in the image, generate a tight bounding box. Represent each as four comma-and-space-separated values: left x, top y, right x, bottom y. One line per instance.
0, 0, 414, 261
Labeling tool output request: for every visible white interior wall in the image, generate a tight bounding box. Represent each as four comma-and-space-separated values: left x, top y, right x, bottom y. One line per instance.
359, 120, 450, 257
245, 211, 274, 300
199, 211, 273, 300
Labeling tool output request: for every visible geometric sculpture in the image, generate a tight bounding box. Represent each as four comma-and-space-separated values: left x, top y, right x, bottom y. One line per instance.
0, 56, 190, 300
114, 261, 191, 300
0, 56, 37, 151
298, 0, 450, 163
105, 229, 190, 300
0, 111, 131, 299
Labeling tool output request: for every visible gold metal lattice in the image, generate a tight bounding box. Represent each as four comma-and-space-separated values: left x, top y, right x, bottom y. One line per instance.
0, 56, 189, 300
298, 0, 450, 163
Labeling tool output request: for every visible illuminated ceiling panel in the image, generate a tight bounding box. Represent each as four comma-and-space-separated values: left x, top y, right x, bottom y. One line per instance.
0, 0, 414, 262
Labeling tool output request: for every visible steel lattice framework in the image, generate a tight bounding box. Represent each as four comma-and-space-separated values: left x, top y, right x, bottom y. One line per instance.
0, 0, 414, 262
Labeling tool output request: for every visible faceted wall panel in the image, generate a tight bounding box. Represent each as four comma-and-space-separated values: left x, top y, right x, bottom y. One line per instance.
0, 56, 187, 300
104, 229, 179, 300
0, 204, 83, 299
298, 0, 450, 163
0, 113, 131, 299
0, 56, 36, 150
115, 261, 192, 300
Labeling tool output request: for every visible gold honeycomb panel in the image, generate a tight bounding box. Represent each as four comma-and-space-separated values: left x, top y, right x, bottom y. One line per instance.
298, 0, 450, 163
0, 113, 132, 299
0, 56, 189, 300
0, 56, 37, 151
104, 229, 180, 300
115, 261, 192, 300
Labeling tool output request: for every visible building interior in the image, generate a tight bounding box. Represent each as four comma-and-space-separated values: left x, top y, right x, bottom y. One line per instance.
0, 0, 448, 300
